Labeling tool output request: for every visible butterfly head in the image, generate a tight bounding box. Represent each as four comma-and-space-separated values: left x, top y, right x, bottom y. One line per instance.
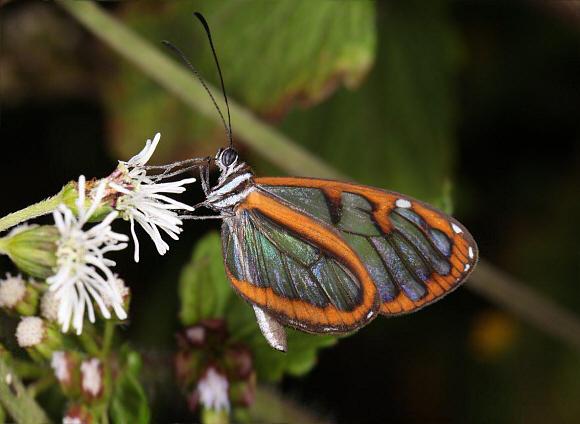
215, 147, 239, 171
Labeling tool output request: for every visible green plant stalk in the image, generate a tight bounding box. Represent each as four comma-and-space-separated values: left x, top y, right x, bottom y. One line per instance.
0, 192, 63, 234
0, 357, 49, 424
101, 320, 115, 359
10, 360, 45, 380
77, 326, 102, 357
467, 260, 580, 353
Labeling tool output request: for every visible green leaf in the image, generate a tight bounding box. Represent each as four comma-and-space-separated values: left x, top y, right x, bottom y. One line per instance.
109, 349, 151, 424
192, 0, 376, 116
102, 0, 375, 163
0, 357, 49, 424
243, 329, 336, 382
224, 293, 336, 382
178, 232, 233, 326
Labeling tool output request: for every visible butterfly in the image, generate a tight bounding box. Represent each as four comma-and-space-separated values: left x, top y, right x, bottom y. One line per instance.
171, 13, 478, 352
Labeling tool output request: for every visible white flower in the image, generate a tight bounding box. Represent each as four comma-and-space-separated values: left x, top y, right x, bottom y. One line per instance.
101, 275, 129, 310
197, 367, 230, 412
107, 133, 196, 262
47, 175, 128, 335
0, 274, 26, 308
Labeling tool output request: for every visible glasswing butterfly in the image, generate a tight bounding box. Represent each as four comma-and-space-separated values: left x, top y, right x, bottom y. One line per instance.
169, 13, 478, 351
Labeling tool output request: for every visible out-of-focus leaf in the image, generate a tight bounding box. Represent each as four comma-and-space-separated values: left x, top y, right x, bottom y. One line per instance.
277, 0, 461, 208
243, 328, 336, 381
178, 231, 232, 326
103, 0, 376, 164
192, 0, 376, 117
110, 348, 151, 424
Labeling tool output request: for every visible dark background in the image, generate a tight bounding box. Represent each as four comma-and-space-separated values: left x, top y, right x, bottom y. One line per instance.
1, 1, 579, 423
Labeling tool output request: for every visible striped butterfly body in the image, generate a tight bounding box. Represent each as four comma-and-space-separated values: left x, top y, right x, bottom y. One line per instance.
199, 147, 478, 351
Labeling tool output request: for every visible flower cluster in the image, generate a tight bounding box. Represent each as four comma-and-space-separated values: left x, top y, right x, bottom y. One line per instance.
1, 133, 196, 335
0, 133, 204, 423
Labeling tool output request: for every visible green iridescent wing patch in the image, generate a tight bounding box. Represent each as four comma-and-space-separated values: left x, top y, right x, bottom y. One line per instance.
223, 209, 363, 314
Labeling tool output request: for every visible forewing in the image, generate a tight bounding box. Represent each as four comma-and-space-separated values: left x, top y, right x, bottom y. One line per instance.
256, 177, 478, 316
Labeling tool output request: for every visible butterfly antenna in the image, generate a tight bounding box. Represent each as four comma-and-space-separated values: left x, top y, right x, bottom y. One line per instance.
193, 12, 233, 148
162, 22, 232, 146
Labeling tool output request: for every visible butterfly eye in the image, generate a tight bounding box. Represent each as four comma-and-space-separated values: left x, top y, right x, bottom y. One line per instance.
220, 148, 238, 167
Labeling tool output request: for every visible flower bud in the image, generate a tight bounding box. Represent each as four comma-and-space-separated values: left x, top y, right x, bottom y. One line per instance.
0, 274, 39, 316
174, 318, 258, 418
224, 343, 253, 380
40, 290, 60, 323
15, 317, 63, 361
1, 225, 58, 278
80, 357, 105, 403
198, 367, 230, 413
175, 349, 203, 388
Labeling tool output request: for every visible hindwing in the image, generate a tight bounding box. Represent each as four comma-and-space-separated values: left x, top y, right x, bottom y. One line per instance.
222, 188, 381, 334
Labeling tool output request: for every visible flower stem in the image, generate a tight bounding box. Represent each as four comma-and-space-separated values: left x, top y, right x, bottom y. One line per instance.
77, 326, 102, 357
101, 320, 115, 358
0, 191, 64, 234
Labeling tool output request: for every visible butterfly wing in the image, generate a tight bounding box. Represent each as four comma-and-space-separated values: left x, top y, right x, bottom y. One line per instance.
221, 177, 478, 345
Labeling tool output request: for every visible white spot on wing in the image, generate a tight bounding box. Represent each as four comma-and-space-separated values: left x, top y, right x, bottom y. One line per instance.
451, 223, 463, 234
464, 263, 471, 272
468, 246, 474, 259
395, 198, 412, 208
